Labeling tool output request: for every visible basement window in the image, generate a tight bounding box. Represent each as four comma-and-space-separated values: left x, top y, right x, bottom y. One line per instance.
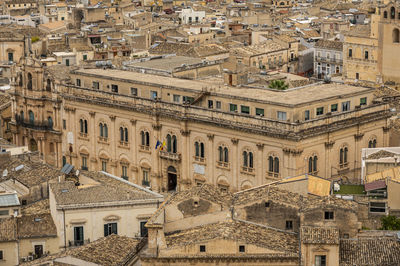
199, 245, 206, 252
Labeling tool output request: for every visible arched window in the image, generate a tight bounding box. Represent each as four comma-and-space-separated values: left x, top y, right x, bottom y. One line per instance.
391, 7, 395, 19
120, 127, 124, 141
27, 73, 32, 90
84, 120, 88, 134
398, 12, 400, 19
145, 132, 150, 146
308, 155, 318, 174
195, 142, 200, 157
268, 156, 279, 176
50, 142, 54, 153
339, 147, 348, 166
224, 147, 229, 163
48, 116, 53, 129
243, 151, 248, 167
99, 123, 103, 137
103, 124, 107, 138
242, 151, 254, 168
368, 139, 377, 148
384, 11, 388, 18
172, 135, 177, 153
80, 119, 84, 133
46, 79, 51, 91
124, 128, 128, 142
20, 111, 24, 121
200, 142, 204, 158
249, 152, 253, 168
62, 156, 66, 166
166, 134, 172, 152
393, 28, 399, 43
218, 146, 223, 162
141, 131, 145, 145
28, 110, 34, 124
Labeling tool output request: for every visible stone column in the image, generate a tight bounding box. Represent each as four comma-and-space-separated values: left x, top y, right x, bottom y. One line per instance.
180, 129, 191, 190
207, 134, 215, 185
152, 123, 162, 191
89, 111, 96, 171
325, 141, 335, 178
231, 138, 239, 191
130, 119, 137, 183
109, 115, 116, 175
256, 143, 264, 187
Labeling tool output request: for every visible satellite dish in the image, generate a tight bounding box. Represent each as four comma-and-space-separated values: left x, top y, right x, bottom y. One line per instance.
75, 170, 80, 176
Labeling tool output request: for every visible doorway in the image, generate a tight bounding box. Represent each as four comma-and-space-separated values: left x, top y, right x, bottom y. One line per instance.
74, 226, 84, 246
167, 166, 177, 191
34, 245, 43, 258
29, 139, 38, 152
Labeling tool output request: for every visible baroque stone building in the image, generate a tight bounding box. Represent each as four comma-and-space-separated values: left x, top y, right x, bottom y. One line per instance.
10, 57, 392, 192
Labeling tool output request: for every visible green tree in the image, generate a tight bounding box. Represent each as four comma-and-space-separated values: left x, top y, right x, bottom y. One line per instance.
380, 215, 400, 230
268, 80, 289, 90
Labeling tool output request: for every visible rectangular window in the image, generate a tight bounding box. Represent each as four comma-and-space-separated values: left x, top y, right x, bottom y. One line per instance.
74, 226, 84, 245
8, 52, 13, 62
122, 165, 128, 180
241, 105, 250, 114
369, 202, 386, 213
305, 110, 310, 121
65, 59, 70, 66
83, 54, 87, 60
229, 103, 237, 112
331, 104, 338, 112
199, 245, 206, 252
150, 91, 158, 100
0, 210, 9, 216
348, 49, 352, 58
104, 222, 118, 236
81, 156, 87, 170
342, 101, 350, 112
0, 250, 3, 260
76, 79, 81, 87
356, 73, 360, 80
360, 97, 367, 106
182, 96, 194, 104
130, 87, 137, 96
63, 119, 66, 129
208, 100, 213, 108
286, 220, 293, 230
216, 101, 221, 109
102, 161, 107, 172
173, 94, 180, 103
316, 107, 324, 116
324, 211, 334, 220
111, 84, 118, 93
315, 255, 326, 266
277, 111, 287, 121
142, 169, 149, 186
92, 81, 99, 90
364, 51, 368, 60
255, 108, 264, 116
239, 245, 245, 252
140, 221, 148, 237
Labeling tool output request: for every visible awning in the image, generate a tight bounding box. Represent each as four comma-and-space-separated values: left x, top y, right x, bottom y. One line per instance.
364, 179, 386, 192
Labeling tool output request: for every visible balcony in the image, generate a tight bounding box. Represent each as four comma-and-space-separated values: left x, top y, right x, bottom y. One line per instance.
194, 156, 206, 164
15, 117, 54, 131
241, 166, 255, 175
216, 161, 230, 169
267, 171, 280, 178
316, 57, 343, 64
139, 145, 151, 153
118, 141, 129, 149
68, 239, 90, 247
159, 150, 181, 161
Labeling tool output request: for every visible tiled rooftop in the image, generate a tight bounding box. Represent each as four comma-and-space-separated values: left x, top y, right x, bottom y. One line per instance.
0, 217, 17, 241
50, 171, 162, 207
315, 39, 343, 51
165, 219, 298, 255
340, 238, 400, 265
22, 234, 141, 266
0, 157, 61, 188
300, 226, 339, 244
17, 213, 57, 239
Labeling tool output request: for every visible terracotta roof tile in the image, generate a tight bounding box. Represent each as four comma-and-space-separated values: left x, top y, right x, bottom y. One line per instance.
300, 226, 339, 244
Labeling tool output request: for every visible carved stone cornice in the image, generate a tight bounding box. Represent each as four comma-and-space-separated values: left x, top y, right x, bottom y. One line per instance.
354, 133, 364, 141
130, 119, 136, 125
324, 140, 335, 149
256, 143, 264, 150
207, 134, 214, 140
283, 147, 303, 155
64, 107, 76, 113
180, 129, 190, 136
109, 115, 116, 121
152, 124, 162, 130
231, 138, 239, 145
383, 126, 391, 133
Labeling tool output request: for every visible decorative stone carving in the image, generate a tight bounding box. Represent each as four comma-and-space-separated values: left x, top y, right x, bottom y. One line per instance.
152, 124, 162, 130
180, 129, 190, 136
256, 143, 264, 150
231, 138, 239, 145
130, 119, 136, 125
354, 133, 364, 141
324, 140, 335, 148
207, 134, 214, 140
109, 115, 116, 121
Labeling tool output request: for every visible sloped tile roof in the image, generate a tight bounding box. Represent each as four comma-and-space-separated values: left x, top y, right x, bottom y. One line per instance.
0, 217, 17, 241
22, 234, 141, 266
300, 226, 339, 244
315, 39, 343, 51
165, 219, 298, 255
340, 238, 400, 265
364, 179, 386, 192
17, 213, 57, 239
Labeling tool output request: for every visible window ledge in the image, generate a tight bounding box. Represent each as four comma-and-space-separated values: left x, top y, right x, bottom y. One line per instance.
241, 167, 255, 175
194, 156, 206, 164
216, 161, 230, 170
139, 145, 151, 153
